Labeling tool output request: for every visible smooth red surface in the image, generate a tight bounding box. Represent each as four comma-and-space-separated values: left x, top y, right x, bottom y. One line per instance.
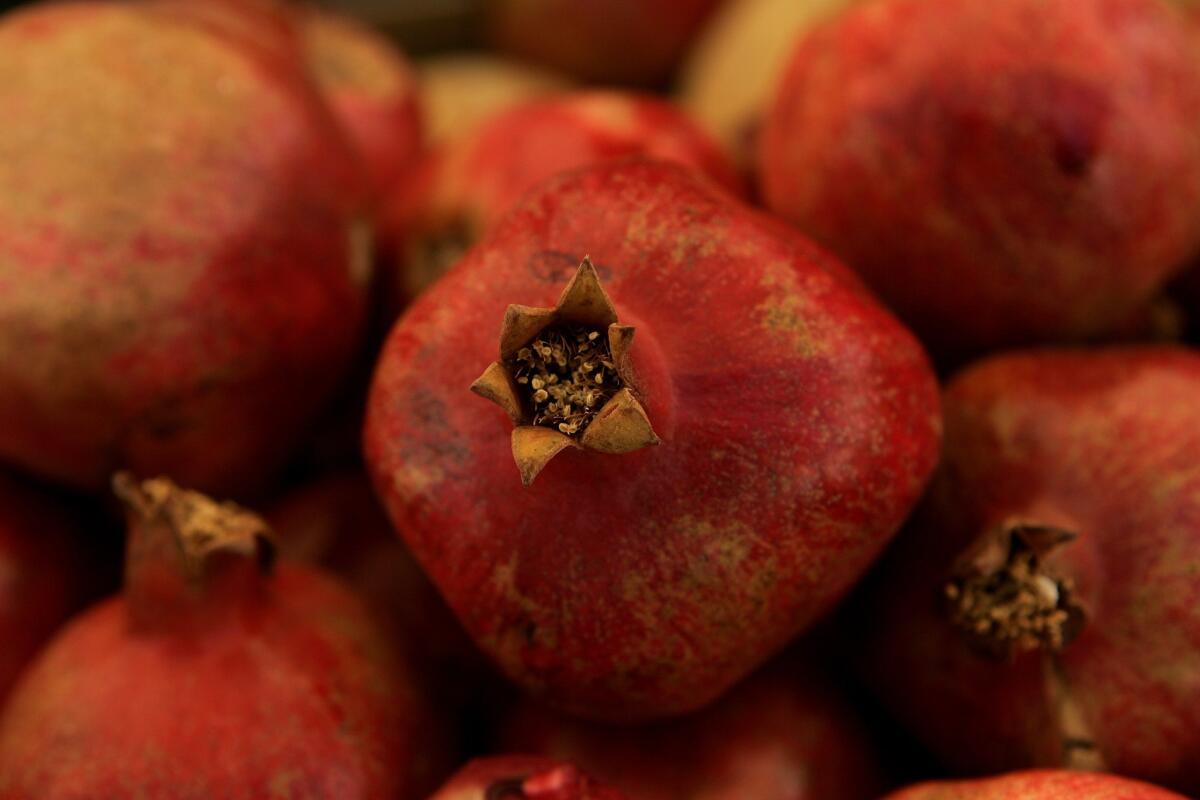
883, 770, 1187, 800
430, 756, 628, 800
365, 160, 941, 720
762, 0, 1200, 357
0, 1, 368, 496
499, 655, 883, 800
859, 348, 1200, 795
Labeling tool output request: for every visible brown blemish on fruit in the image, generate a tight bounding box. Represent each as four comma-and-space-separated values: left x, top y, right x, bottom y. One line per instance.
756, 260, 821, 357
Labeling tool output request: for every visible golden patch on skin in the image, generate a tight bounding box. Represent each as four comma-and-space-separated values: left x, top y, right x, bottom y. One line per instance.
303, 11, 408, 99
755, 260, 823, 356
569, 93, 640, 136
391, 462, 444, 501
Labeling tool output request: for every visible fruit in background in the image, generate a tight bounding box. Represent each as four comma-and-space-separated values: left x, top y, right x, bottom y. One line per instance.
679, 0, 858, 177
858, 348, 1200, 795
385, 90, 743, 304
418, 54, 572, 145
499, 655, 883, 800
0, 475, 429, 799
762, 0, 1200, 358
882, 770, 1188, 800
0, 1, 369, 497
485, 0, 723, 86
301, 6, 423, 200
0, 474, 92, 704
430, 756, 628, 800
364, 160, 941, 720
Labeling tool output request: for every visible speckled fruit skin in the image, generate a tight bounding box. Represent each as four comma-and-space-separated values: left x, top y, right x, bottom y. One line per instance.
486, 0, 721, 86
882, 770, 1188, 800
762, 0, 1200, 357
430, 756, 628, 800
499, 655, 883, 800
364, 159, 941, 720
302, 7, 422, 199
387, 90, 743, 302
0, 488, 426, 799
0, 474, 89, 704
858, 348, 1200, 795
0, 1, 369, 496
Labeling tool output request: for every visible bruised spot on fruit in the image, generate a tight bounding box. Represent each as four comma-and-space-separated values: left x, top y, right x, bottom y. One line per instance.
944, 521, 1086, 659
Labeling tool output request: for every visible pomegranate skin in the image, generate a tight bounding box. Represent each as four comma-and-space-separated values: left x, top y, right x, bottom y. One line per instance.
499, 656, 883, 800
761, 0, 1200, 357
0, 1, 369, 496
387, 90, 743, 302
858, 348, 1200, 794
302, 7, 423, 199
364, 159, 941, 720
0, 479, 427, 799
430, 756, 628, 800
0, 474, 90, 704
485, 0, 722, 86
883, 770, 1188, 800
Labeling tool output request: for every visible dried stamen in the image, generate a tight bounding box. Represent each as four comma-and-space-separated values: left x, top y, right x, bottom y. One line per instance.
509, 325, 621, 437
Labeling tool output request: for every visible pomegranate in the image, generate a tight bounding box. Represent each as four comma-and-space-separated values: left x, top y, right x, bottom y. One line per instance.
387, 90, 743, 303
485, 0, 722, 86
430, 756, 628, 800
0, 0, 369, 496
882, 770, 1188, 800
858, 348, 1200, 795
0, 473, 92, 704
364, 159, 941, 720
761, 0, 1200, 357
499, 654, 883, 800
0, 475, 428, 798
301, 6, 423, 199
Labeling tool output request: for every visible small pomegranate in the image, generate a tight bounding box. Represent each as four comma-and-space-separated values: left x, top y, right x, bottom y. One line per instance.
418, 54, 572, 145
364, 159, 941, 720
0, 473, 92, 704
485, 0, 722, 86
430, 756, 628, 800
762, 0, 1200, 357
301, 6, 423, 199
0, 0, 369, 496
386, 90, 743, 303
882, 770, 1188, 800
858, 348, 1200, 795
499, 655, 883, 800
0, 475, 427, 798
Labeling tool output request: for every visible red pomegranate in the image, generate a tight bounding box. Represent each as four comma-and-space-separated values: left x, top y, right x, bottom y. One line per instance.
386, 90, 743, 303
0, 0, 369, 496
0, 475, 427, 798
430, 756, 628, 800
485, 0, 722, 86
0, 473, 92, 704
882, 770, 1188, 800
499, 655, 883, 800
301, 7, 423, 199
761, 0, 1200, 357
364, 159, 941, 720
858, 348, 1200, 795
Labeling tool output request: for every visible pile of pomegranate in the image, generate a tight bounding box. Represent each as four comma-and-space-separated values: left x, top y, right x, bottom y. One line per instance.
0, 0, 1198, 797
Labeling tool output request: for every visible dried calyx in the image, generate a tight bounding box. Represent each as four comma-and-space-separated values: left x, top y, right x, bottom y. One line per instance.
471, 257, 659, 486
944, 521, 1086, 659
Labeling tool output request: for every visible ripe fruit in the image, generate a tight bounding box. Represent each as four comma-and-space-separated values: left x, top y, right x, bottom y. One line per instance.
0, 473, 91, 704
430, 756, 628, 800
858, 348, 1200, 795
499, 655, 883, 800
882, 770, 1188, 800
0, 1, 369, 495
301, 7, 423, 198
364, 159, 941, 720
485, 0, 722, 86
762, 0, 1200, 357
0, 475, 428, 799
387, 90, 743, 303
